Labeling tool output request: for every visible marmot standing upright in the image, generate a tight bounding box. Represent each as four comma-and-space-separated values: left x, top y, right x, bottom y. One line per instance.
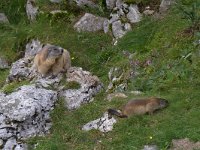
108, 97, 169, 118
33, 44, 71, 76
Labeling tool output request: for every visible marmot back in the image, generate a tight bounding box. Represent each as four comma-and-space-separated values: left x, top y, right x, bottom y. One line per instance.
33, 44, 71, 76
108, 98, 169, 118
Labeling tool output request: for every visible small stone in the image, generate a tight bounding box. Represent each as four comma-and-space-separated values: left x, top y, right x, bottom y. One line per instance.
143, 145, 158, 150
0, 139, 3, 147
127, 4, 142, 23
26, 0, 38, 21
82, 112, 117, 132
106, 92, 127, 101
0, 57, 9, 69
112, 20, 126, 39
106, 0, 117, 10
50, 0, 61, 3
0, 13, 9, 23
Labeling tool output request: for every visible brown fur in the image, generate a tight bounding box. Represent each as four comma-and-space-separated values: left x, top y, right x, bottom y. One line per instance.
108, 97, 168, 118
33, 44, 71, 76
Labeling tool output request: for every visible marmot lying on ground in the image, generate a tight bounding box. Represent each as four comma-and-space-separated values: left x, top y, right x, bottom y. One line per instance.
108, 97, 169, 118
33, 44, 71, 77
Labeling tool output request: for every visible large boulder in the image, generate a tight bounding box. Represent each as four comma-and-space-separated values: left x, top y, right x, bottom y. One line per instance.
74, 13, 109, 33
0, 13, 9, 23
59, 67, 103, 110
0, 85, 57, 149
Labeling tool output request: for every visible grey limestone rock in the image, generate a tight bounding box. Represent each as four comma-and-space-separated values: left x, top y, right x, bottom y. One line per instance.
7, 58, 33, 83
0, 85, 57, 149
74, 13, 109, 33
127, 4, 141, 23
25, 39, 43, 59
59, 67, 103, 110
106, 0, 117, 10
50, 0, 62, 3
26, 0, 39, 21
0, 57, 9, 69
0, 13, 9, 23
73, 0, 97, 8
159, 0, 174, 13
82, 112, 117, 132
142, 145, 158, 150
112, 20, 126, 39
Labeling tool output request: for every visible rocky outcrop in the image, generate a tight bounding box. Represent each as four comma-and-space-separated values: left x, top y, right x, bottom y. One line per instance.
0, 13, 9, 23
59, 67, 103, 110
74, 1, 142, 41
26, 0, 39, 21
82, 112, 117, 132
74, 13, 109, 33
0, 57, 9, 69
0, 85, 57, 149
2, 39, 103, 148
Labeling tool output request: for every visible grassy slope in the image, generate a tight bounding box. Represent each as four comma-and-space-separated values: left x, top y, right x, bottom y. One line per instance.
0, 0, 200, 149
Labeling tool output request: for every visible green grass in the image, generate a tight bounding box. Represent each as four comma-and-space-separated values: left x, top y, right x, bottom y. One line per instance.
1, 0, 200, 149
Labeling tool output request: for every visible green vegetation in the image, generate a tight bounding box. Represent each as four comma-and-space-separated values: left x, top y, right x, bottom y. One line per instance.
0, 0, 200, 149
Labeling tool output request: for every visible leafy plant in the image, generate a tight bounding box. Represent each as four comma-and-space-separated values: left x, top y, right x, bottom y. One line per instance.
179, 1, 200, 31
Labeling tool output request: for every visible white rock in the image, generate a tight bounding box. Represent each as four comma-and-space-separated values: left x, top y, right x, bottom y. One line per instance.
26, 0, 38, 21
143, 145, 158, 150
25, 39, 43, 59
50, 0, 61, 3
106, 0, 117, 10
0, 85, 57, 139
112, 20, 126, 39
0, 13, 9, 23
143, 9, 155, 16
82, 112, 117, 132
124, 23, 132, 31
109, 13, 120, 24
116, 0, 124, 9
159, 0, 174, 13
0, 57, 9, 69
73, 0, 97, 8
103, 19, 110, 33
127, 4, 141, 23
74, 13, 109, 32
59, 67, 103, 110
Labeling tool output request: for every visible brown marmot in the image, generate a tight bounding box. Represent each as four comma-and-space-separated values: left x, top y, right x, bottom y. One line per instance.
33, 44, 71, 76
108, 97, 169, 118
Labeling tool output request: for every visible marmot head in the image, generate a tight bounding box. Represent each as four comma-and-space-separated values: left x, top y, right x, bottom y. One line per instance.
158, 98, 169, 108
46, 45, 64, 59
